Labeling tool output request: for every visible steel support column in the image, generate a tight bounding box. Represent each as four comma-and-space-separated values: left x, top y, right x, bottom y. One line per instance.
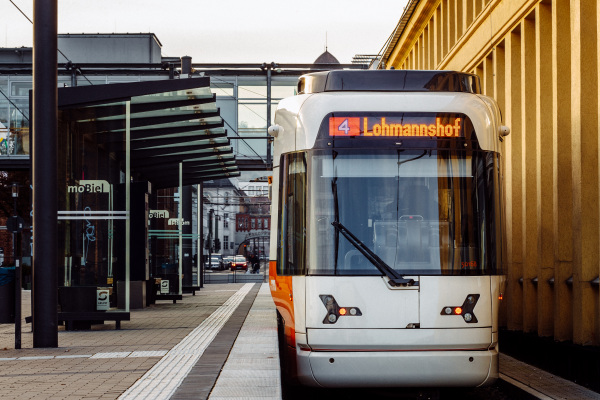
266, 66, 272, 168
178, 163, 183, 295
182, 186, 192, 287
32, 0, 58, 348
198, 183, 204, 288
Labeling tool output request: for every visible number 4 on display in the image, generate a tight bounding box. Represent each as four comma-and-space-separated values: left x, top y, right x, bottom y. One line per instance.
338, 118, 350, 135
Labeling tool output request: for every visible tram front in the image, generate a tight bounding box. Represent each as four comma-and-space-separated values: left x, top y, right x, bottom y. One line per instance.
270, 70, 508, 389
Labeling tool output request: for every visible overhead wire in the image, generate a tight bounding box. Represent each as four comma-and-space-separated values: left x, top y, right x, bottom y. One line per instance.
0, 88, 29, 122
209, 76, 269, 164
9, 0, 94, 85
8, 1, 272, 169
373, 0, 419, 69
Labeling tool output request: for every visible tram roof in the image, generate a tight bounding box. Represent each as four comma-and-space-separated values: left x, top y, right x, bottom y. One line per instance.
298, 70, 481, 95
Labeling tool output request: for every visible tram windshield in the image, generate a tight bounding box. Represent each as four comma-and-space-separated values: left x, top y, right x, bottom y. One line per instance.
308, 149, 503, 276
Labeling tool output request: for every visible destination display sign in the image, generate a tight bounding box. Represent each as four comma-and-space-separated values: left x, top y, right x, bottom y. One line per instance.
328, 115, 464, 138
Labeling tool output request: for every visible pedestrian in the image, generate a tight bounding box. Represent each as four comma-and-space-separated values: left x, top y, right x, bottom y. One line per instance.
252, 254, 260, 274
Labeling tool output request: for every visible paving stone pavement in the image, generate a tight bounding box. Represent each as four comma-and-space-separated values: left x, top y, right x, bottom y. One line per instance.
0, 284, 252, 400
208, 284, 280, 400
500, 354, 600, 400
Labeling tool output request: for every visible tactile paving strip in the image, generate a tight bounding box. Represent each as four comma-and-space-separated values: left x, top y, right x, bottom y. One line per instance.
117, 283, 254, 400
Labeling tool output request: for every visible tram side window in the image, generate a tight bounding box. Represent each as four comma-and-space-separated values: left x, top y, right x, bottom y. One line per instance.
278, 153, 307, 275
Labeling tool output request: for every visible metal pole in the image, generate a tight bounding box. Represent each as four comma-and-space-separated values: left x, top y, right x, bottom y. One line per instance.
199, 183, 204, 288
266, 65, 272, 168
32, 0, 58, 348
182, 186, 192, 287
208, 209, 213, 277
178, 163, 182, 295
125, 101, 131, 312
12, 184, 21, 349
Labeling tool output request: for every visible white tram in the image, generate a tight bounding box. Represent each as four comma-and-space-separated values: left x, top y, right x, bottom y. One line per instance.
268, 70, 508, 388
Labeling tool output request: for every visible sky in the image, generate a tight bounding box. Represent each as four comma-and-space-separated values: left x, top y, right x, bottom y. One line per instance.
2, 0, 408, 64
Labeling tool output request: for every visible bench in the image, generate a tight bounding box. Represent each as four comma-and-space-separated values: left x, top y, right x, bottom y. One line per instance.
183, 286, 201, 295
154, 294, 183, 304
58, 311, 130, 330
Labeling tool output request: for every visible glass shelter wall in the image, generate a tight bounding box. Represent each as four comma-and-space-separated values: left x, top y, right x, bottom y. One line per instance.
0, 77, 32, 156
149, 188, 183, 296
57, 101, 130, 312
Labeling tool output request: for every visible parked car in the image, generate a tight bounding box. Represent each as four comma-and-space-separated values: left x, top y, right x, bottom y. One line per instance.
230, 255, 248, 271
223, 256, 234, 270
208, 254, 224, 270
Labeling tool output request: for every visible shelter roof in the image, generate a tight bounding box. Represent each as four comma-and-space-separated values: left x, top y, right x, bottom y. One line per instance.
58, 77, 238, 189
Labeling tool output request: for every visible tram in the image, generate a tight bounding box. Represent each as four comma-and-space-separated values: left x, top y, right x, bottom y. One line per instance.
268, 70, 508, 388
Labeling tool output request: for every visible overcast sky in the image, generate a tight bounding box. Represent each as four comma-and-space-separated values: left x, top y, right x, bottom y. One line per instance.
2, 0, 408, 63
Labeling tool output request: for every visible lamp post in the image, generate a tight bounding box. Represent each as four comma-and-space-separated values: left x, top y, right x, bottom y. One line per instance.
12, 183, 21, 349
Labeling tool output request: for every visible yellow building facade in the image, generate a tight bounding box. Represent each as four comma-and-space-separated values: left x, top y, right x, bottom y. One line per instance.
382, 0, 599, 346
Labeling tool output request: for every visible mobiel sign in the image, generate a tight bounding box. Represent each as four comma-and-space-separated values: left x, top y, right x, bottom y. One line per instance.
67, 180, 110, 194
148, 210, 190, 225
168, 218, 190, 226
149, 210, 170, 219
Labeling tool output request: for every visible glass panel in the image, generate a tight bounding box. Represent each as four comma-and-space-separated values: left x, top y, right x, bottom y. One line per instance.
8, 99, 30, 155
0, 77, 8, 95
76, 78, 108, 86
0, 171, 33, 288
211, 81, 234, 98
238, 101, 267, 130
149, 188, 182, 296
236, 102, 267, 159
308, 149, 501, 276
0, 99, 9, 155
271, 85, 296, 99
239, 85, 267, 99
10, 81, 32, 97
57, 77, 71, 88
57, 98, 130, 312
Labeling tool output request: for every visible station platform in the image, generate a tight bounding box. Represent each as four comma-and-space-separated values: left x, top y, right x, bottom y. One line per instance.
0, 283, 598, 400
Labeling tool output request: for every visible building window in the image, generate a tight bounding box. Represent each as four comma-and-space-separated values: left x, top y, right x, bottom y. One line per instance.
258, 219, 262, 229
231, 242, 234, 250
11, 81, 32, 97
224, 213, 229, 228
224, 235, 229, 250
251, 218, 256, 229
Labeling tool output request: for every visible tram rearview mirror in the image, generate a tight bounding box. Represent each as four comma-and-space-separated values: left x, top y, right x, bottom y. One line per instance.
268, 125, 283, 137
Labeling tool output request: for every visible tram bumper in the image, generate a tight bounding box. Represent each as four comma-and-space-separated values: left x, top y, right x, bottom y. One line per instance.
298, 347, 498, 388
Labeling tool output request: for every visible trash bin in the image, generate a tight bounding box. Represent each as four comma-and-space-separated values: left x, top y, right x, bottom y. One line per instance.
0, 267, 15, 323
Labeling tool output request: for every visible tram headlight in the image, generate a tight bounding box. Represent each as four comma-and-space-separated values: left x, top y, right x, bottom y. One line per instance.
440, 294, 480, 323
319, 295, 363, 324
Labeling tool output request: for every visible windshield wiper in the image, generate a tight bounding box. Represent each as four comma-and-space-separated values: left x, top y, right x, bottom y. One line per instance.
331, 220, 416, 287
332, 178, 340, 273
